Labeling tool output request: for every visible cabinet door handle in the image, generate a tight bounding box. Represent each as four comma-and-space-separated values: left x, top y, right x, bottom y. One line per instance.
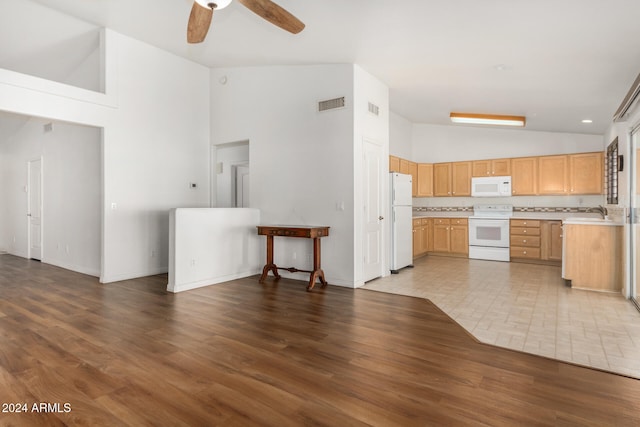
523, 240, 527, 243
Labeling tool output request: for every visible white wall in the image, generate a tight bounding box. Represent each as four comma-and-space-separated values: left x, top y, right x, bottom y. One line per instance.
0, 118, 101, 275
0, 0, 102, 93
389, 111, 412, 159
0, 29, 211, 283
412, 123, 604, 163
211, 64, 357, 286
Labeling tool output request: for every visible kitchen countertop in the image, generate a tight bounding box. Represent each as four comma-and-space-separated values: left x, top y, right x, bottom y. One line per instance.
562, 217, 624, 226
412, 211, 615, 222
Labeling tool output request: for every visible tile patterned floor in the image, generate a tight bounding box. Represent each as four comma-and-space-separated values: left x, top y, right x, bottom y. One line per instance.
362, 255, 640, 379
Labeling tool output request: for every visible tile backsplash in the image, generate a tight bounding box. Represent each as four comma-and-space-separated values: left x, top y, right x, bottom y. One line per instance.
412, 205, 627, 222
412, 206, 587, 213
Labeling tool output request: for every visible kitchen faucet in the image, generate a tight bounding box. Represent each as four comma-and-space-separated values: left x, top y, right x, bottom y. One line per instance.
586, 205, 608, 219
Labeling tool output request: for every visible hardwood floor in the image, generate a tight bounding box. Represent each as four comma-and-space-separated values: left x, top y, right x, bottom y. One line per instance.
1, 255, 640, 426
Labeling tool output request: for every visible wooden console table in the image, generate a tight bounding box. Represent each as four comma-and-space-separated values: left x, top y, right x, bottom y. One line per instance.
256, 225, 330, 291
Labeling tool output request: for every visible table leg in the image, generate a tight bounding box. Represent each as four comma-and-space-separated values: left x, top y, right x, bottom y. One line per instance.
307, 237, 327, 291
259, 235, 280, 283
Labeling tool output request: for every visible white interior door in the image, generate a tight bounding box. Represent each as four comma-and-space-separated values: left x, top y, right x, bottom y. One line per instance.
28, 158, 43, 261
234, 165, 250, 208
363, 139, 384, 282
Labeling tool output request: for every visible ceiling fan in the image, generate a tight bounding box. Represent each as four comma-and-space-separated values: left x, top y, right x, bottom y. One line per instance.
187, 0, 305, 43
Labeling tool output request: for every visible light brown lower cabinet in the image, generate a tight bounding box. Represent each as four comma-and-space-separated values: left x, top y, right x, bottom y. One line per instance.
562, 224, 623, 292
412, 218, 430, 258
431, 218, 468, 256
510, 219, 562, 265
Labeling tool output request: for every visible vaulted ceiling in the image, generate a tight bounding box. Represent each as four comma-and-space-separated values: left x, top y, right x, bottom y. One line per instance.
3, 0, 640, 135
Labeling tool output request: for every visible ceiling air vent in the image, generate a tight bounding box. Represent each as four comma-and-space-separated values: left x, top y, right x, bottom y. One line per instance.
368, 102, 380, 116
318, 97, 345, 112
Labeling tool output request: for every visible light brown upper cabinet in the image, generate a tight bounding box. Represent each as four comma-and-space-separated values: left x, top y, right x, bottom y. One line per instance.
472, 158, 511, 177
537, 152, 603, 195
417, 163, 434, 197
433, 162, 472, 197
433, 163, 452, 196
409, 161, 418, 197
389, 155, 400, 172
451, 162, 472, 196
399, 158, 411, 175
511, 157, 538, 196
538, 155, 569, 195
389, 155, 418, 196
569, 152, 603, 194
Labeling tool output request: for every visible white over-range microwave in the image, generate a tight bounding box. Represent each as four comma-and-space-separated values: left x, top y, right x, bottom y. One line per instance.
471, 176, 512, 197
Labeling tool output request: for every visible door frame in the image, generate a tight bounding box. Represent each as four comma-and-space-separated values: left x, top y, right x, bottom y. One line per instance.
27, 157, 43, 261
232, 163, 250, 208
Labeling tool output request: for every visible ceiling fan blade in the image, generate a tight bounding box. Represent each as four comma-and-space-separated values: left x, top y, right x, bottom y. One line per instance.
237, 0, 305, 34
187, 2, 214, 43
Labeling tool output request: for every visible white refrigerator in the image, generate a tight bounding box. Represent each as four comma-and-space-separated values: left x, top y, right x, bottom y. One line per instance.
390, 172, 413, 273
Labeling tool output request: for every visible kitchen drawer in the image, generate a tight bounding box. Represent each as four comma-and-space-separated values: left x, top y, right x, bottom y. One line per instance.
420, 218, 430, 225
510, 236, 541, 247
511, 219, 541, 228
510, 246, 541, 259
433, 218, 450, 225
511, 226, 541, 236
413, 219, 422, 227
451, 218, 468, 225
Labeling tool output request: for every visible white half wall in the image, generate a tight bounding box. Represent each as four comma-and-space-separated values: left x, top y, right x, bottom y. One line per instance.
168, 208, 262, 293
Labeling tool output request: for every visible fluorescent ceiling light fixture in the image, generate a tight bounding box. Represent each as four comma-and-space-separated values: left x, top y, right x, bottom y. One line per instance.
450, 112, 526, 127
582, 119, 593, 124
195, 0, 232, 9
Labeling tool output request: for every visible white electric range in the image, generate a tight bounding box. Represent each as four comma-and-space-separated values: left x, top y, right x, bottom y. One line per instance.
468, 204, 513, 262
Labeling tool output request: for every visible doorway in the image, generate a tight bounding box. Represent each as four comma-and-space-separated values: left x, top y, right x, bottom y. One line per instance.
28, 158, 43, 261
212, 141, 250, 208
233, 164, 250, 208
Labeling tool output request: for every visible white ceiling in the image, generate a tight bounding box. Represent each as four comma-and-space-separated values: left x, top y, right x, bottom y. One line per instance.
5, 0, 640, 135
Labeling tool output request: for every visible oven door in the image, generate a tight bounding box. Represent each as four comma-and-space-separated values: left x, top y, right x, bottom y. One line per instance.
469, 218, 509, 248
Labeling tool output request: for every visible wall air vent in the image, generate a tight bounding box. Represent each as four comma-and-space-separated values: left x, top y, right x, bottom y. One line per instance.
368, 102, 380, 116
318, 97, 345, 112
